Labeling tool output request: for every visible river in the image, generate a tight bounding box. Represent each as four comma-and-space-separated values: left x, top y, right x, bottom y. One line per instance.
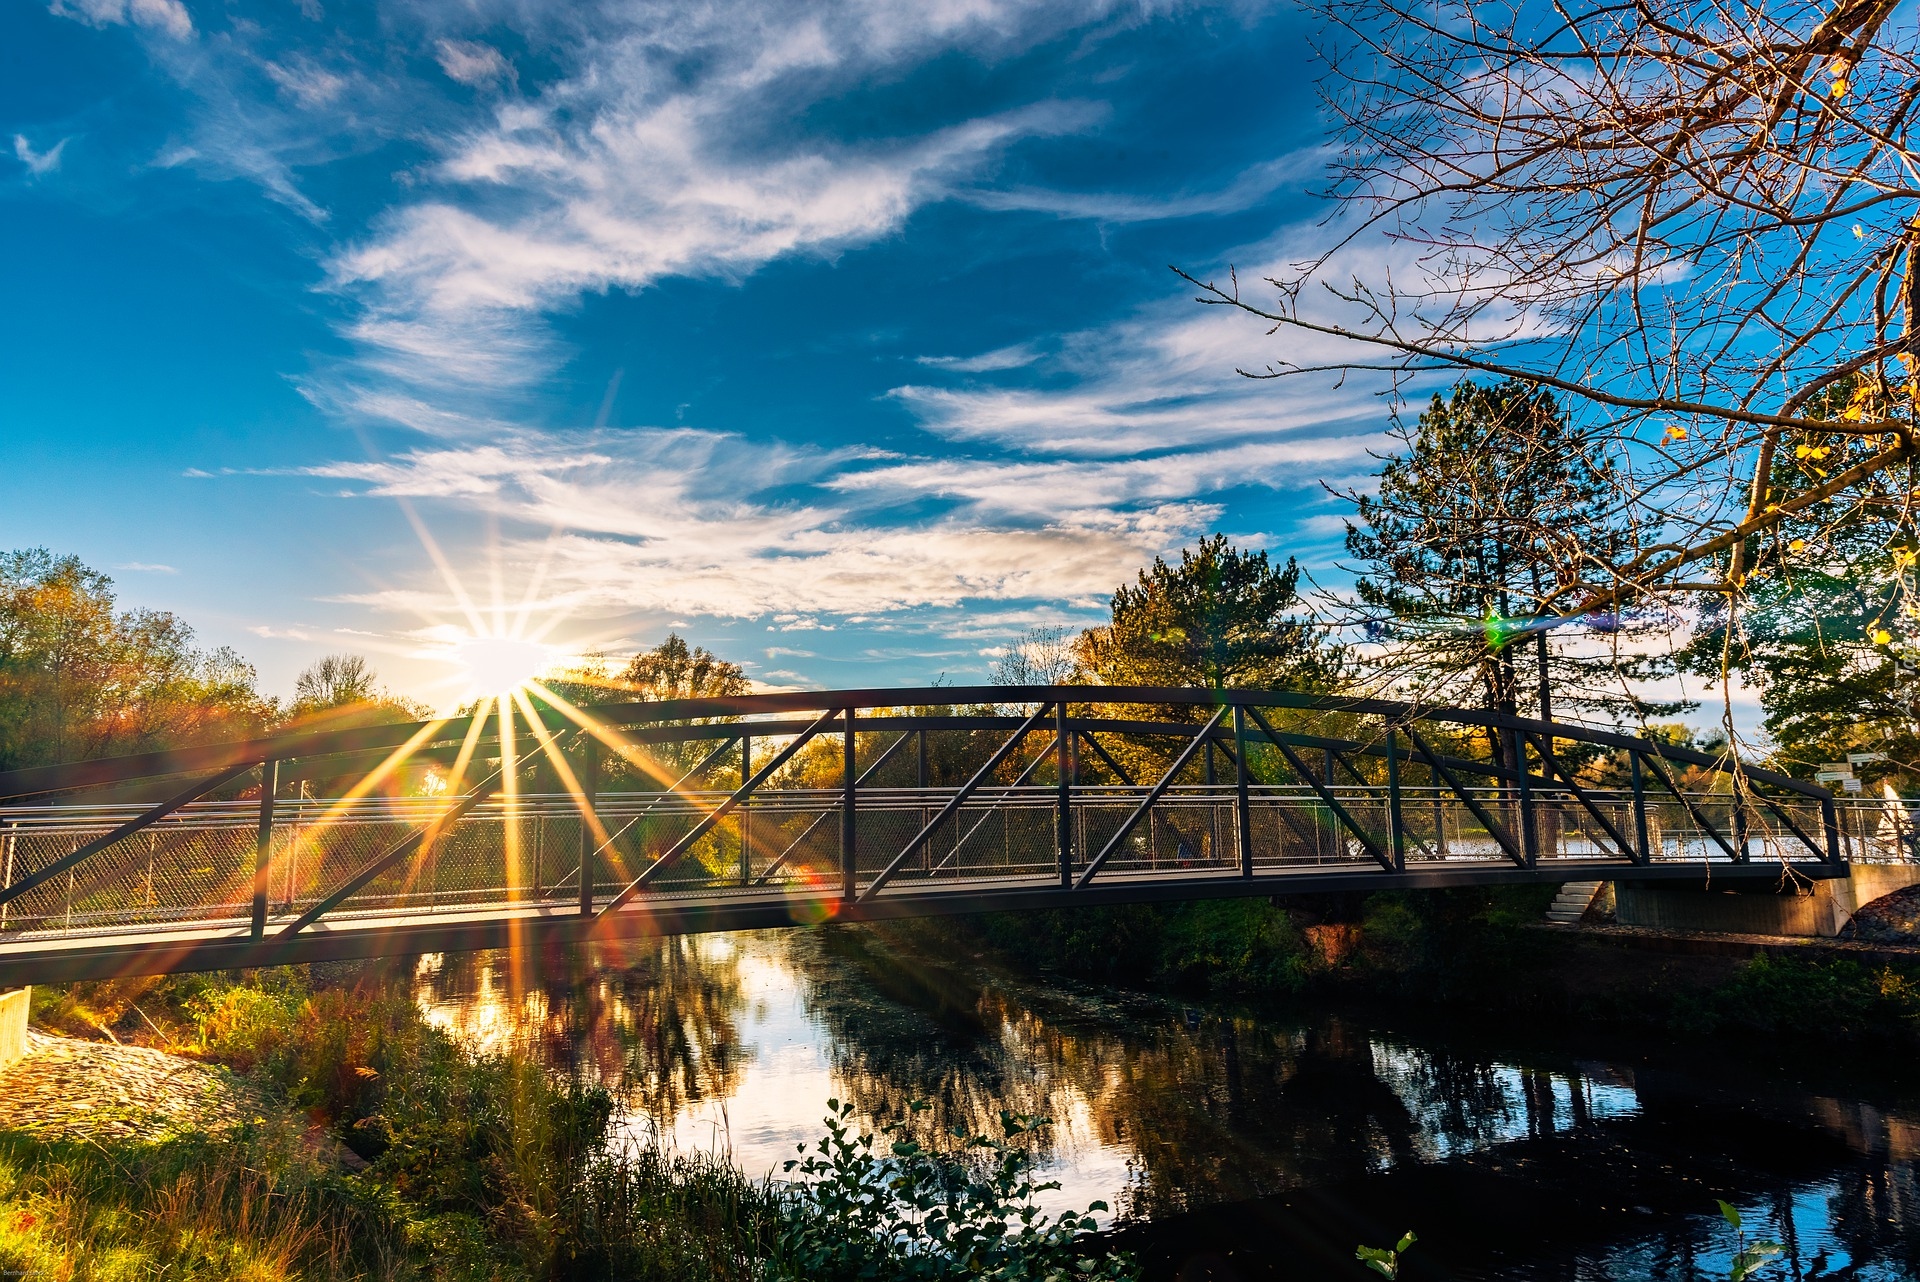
410, 926, 1920, 1280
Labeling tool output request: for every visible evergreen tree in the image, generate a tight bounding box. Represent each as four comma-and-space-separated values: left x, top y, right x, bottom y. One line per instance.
1075, 535, 1339, 694
1344, 380, 1681, 739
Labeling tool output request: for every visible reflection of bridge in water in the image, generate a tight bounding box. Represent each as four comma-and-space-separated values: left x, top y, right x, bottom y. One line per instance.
0, 685, 1859, 983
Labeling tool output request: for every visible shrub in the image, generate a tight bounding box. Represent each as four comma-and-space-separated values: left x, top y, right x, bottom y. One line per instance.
773, 1100, 1136, 1282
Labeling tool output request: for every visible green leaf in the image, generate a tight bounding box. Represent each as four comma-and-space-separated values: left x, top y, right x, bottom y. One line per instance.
1718, 1200, 1742, 1230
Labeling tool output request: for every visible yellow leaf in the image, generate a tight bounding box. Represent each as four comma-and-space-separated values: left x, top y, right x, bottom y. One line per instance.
1874, 629, 1893, 645
1789, 539, 1806, 552
1796, 444, 1812, 458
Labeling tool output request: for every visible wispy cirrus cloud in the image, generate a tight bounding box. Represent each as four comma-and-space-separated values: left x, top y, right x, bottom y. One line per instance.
302, 426, 1247, 617
12, 134, 70, 176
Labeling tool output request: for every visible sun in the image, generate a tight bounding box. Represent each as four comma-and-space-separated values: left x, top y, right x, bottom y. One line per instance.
448, 634, 554, 699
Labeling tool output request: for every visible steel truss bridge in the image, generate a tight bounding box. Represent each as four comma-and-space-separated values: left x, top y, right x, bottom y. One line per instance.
0, 686, 1859, 984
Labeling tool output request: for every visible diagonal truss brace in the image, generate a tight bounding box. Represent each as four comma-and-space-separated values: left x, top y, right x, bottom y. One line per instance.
278, 738, 555, 939
1075, 705, 1228, 889
1634, 750, 1744, 862
562, 733, 744, 891
0, 762, 257, 909
1077, 730, 1136, 786
597, 707, 841, 919
1245, 706, 1393, 872
1402, 723, 1527, 868
1522, 730, 1643, 864
755, 731, 912, 885
857, 703, 1053, 903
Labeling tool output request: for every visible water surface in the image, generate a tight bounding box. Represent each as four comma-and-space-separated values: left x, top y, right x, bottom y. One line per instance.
412, 928, 1920, 1280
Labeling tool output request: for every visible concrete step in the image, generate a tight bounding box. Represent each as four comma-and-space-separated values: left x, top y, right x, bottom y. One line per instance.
1545, 880, 1603, 924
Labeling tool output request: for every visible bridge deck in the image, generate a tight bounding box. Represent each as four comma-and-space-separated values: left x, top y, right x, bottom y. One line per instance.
0, 855, 1839, 985
0, 685, 1876, 983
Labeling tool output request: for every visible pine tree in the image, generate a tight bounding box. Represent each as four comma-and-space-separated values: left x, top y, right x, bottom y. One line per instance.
1344, 381, 1681, 746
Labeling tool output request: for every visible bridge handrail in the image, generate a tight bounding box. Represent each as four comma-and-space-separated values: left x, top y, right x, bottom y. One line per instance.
0, 685, 1823, 802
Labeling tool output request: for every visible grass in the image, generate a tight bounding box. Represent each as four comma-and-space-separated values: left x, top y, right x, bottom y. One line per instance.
5, 963, 1126, 1281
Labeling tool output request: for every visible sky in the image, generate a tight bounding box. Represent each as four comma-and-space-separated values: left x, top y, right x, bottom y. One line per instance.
2, 0, 1451, 705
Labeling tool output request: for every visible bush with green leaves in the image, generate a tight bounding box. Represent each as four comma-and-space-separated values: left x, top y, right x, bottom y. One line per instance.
774, 1100, 1136, 1282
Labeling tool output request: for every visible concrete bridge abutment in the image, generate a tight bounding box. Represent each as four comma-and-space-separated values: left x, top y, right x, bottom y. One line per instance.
1616, 865, 1920, 938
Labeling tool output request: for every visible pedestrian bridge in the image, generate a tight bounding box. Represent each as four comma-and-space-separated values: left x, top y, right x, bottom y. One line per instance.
0, 686, 1863, 984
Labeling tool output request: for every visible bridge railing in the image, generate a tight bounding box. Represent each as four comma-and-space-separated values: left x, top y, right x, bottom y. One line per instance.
0, 686, 1845, 946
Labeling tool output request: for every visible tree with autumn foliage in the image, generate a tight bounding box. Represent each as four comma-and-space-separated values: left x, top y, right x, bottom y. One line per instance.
0, 548, 274, 770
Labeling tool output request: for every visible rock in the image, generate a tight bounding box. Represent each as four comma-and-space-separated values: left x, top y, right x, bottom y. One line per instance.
0, 1031, 276, 1143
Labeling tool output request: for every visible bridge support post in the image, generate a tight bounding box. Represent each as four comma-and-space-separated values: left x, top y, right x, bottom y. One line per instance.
842, 708, 857, 902
250, 759, 277, 940
1630, 751, 1651, 863
1512, 730, 1539, 867
740, 735, 752, 886
1386, 727, 1406, 872
1233, 705, 1252, 877
1822, 793, 1844, 866
1055, 703, 1072, 887
578, 737, 598, 916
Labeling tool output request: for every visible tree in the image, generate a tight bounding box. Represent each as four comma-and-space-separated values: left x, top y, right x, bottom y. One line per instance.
615, 634, 749, 703
1186, 0, 1920, 624
283, 653, 426, 731
991, 626, 1079, 686
293, 654, 379, 709
1683, 379, 1920, 779
0, 548, 272, 770
1344, 380, 1683, 730
1075, 536, 1340, 693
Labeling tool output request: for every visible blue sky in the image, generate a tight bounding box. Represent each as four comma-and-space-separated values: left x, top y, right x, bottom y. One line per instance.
1, 0, 1403, 704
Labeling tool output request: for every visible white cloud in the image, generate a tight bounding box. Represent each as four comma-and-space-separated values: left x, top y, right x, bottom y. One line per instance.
329, 99, 1097, 396
304, 427, 1283, 619
12, 134, 69, 176
962, 150, 1321, 223
917, 343, 1043, 373
50, 0, 191, 39
249, 624, 312, 639
263, 58, 347, 108
115, 560, 178, 573
435, 40, 514, 89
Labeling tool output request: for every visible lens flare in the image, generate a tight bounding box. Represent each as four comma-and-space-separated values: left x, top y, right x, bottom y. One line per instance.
452, 636, 551, 696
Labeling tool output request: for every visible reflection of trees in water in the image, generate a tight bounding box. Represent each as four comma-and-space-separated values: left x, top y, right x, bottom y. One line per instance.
1090, 1016, 1427, 1220
786, 929, 1060, 1152
1824, 1156, 1920, 1276
412, 936, 749, 1123
787, 930, 1441, 1219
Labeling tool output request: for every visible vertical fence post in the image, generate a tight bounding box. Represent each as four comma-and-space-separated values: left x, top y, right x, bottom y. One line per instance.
1630, 751, 1651, 863
1730, 771, 1750, 862
1386, 727, 1406, 872
740, 734, 753, 886
1822, 792, 1844, 867
0, 820, 14, 930
251, 759, 277, 939
1055, 702, 1072, 887
1233, 704, 1253, 877
918, 728, 930, 874
578, 736, 599, 916
842, 707, 857, 902
1515, 729, 1538, 867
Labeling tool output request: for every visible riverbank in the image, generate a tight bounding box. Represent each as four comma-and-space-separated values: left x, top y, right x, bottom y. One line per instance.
871, 889, 1920, 1056
2, 962, 1131, 1282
